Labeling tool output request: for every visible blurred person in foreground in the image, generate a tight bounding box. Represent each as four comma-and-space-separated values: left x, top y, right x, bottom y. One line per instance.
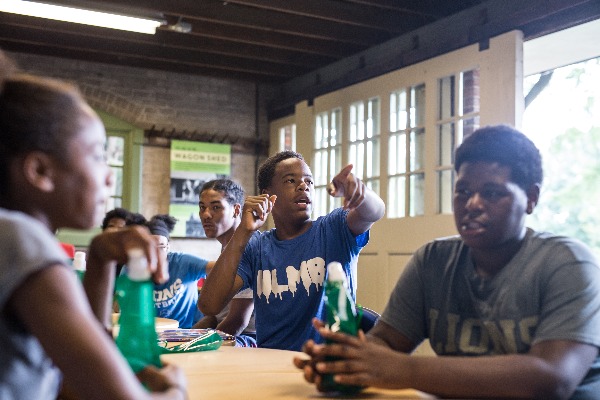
295, 125, 600, 400
0, 72, 186, 399
194, 179, 256, 347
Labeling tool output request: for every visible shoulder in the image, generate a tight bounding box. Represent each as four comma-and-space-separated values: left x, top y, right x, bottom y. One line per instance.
419, 235, 464, 257
525, 229, 598, 266
0, 208, 63, 254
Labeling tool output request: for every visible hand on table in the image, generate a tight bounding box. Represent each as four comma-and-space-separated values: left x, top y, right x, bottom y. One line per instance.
137, 363, 187, 398
293, 318, 409, 391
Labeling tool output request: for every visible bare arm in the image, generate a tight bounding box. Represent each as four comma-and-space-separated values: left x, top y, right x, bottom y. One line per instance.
216, 297, 254, 336
300, 319, 597, 399
328, 164, 385, 236
192, 314, 218, 329
199, 194, 275, 315
9, 266, 185, 400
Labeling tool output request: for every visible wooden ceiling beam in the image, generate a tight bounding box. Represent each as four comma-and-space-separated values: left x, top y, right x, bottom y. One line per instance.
49, 0, 392, 46
222, 0, 426, 32
0, 23, 305, 79
0, 14, 334, 70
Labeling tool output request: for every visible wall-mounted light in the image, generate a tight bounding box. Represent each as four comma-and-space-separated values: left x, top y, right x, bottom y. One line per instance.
0, 0, 164, 34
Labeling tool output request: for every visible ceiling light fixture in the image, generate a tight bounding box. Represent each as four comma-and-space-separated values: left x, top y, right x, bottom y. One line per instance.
0, 0, 164, 34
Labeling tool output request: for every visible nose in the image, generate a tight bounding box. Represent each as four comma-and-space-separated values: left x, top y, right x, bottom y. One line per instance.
200, 208, 211, 220
297, 181, 309, 191
465, 192, 484, 211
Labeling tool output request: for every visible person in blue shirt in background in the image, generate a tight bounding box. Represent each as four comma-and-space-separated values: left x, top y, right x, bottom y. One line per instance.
146, 214, 214, 328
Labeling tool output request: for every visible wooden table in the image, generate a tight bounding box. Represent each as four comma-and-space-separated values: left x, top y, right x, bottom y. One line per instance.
161, 346, 435, 399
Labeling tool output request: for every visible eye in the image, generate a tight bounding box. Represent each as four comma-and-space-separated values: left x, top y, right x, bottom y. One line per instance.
285, 178, 295, 184
305, 179, 314, 186
212, 205, 222, 211
199, 206, 206, 212
454, 187, 471, 198
481, 189, 505, 201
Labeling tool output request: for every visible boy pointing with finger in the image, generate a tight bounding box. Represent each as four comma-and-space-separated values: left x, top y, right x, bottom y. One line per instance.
199, 151, 385, 350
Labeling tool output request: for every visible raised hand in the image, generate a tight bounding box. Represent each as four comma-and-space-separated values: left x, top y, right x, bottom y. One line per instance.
240, 194, 276, 232
328, 164, 365, 210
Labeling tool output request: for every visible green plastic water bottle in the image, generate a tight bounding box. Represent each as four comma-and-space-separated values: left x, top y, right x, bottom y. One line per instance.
321, 261, 363, 394
73, 251, 86, 282
115, 248, 162, 372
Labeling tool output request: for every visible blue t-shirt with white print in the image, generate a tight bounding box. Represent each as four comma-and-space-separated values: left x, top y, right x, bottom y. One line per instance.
153, 252, 208, 328
237, 208, 368, 351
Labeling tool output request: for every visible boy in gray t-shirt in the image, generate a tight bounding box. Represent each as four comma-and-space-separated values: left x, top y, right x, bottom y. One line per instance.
295, 125, 600, 400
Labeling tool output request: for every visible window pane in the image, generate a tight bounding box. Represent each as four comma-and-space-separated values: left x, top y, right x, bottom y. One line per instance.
409, 173, 425, 216
438, 122, 455, 166
330, 146, 340, 181
461, 116, 480, 141
388, 176, 406, 218
331, 110, 340, 146
349, 144, 358, 174
439, 75, 455, 120
388, 135, 397, 175
350, 104, 358, 142
110, 166, 123, 196
398, 132, 406, 174
356, 142, 364, 179
367, 98, 379, 138
106, 136, 124, 167
438, 170, 454, 214
314, 150, 327, 185
367, 139, 379, 178
367, 179, 380, 196
314, 187, 327, 218
409, 128, 425, 171
411, 84, 426, 128
359, 103, 365, 140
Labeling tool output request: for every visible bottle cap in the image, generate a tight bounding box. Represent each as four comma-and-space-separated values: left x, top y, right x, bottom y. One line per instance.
73, 251, 86, 271
126, 248, 150, 281
327, 261, 346, 282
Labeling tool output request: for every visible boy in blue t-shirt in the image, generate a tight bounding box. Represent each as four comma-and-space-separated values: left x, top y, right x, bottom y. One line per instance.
199, 151, 385, 350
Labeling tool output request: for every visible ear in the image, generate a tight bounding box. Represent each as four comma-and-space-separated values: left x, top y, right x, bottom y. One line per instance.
22, 151, 57, 193
525, 183, 540, 214
233, 203, 241, 218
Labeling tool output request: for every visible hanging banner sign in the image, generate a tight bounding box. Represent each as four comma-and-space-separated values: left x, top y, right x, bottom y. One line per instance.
169, 140, 231, 237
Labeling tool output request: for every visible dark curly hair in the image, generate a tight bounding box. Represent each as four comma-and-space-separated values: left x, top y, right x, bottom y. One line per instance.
146, 214, 177, 239
257, 150, 304, 192
200, 179, 245, 205
455, 125, 543, 191
125, 212, 147, 226
101, 208, 131, 230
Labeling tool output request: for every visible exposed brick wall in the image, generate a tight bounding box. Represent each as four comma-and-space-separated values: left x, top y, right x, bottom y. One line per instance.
8, 52, 273, 137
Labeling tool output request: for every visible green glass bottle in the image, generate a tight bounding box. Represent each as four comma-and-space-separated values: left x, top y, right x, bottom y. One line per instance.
321, 261, 363, 394
115, 248, 162, 372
